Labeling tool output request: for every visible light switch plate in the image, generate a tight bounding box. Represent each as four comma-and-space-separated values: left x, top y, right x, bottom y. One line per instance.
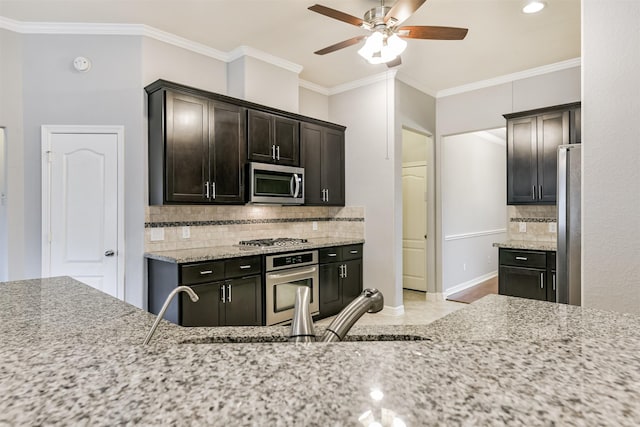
182, 226, 190, 239
519, 222, 527, 233
150, 228, 164, 241
549, 222, 557, 233
312, 221, 318, 231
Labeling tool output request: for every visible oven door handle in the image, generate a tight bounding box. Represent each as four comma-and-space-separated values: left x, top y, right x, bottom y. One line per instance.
267, 266, 317, 280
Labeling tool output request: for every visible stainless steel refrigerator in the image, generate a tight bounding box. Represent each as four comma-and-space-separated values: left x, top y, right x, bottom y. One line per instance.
557, 144, 581, 305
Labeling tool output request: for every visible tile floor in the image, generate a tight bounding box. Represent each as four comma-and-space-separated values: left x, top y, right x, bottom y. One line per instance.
315, 289, 467, 327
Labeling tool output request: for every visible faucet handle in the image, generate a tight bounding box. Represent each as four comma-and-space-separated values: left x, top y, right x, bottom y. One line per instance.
289, 287, 316, 343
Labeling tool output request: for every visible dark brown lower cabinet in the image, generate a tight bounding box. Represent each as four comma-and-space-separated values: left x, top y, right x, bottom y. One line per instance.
181, 276, 262, 327
318, 245, 363, 318
148, 255, 263, 326
498, 248, 556, 302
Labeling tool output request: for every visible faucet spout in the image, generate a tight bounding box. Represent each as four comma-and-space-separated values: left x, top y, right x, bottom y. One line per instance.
143, 286, 199, 345
289, 286, 316, 343
319, 288, 384, 343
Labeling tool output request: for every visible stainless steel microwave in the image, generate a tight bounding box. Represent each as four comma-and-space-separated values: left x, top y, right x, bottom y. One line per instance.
247, 162, 304, 205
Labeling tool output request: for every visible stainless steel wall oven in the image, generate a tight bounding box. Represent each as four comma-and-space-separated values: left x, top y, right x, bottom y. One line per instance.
264, 250, 319, 326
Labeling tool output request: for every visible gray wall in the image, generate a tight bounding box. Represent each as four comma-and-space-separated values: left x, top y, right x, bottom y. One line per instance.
329, 78, 402, 309
582, 0, 640, 313
0, 29, 25, 281
435, 66, 581, 294
20, 34, 145, 306
299, 86, 329, 122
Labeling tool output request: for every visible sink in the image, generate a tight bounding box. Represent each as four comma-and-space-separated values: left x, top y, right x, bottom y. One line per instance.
179, 334, 430, 344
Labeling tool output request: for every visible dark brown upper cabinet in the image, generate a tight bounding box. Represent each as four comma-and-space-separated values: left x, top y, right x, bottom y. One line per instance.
147, 85, 246, 205
504, 102, 580, 205
301, 122, 345, 206
247, 110, 299, 166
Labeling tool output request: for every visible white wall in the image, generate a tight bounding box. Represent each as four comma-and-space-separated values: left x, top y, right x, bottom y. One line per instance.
141, 37, 227, 92
441, 131, 507, 294
299, 87, 329, 122
0, 29, 25, 281
582, 0, 640, 313
435, 66, 581, 294
228, 55, 299, 112
0, 128, 6, 281
329, 76, 402, 309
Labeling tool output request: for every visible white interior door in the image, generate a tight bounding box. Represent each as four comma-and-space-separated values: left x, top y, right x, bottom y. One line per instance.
42, 126, 124, 298
402, 162, 427, 291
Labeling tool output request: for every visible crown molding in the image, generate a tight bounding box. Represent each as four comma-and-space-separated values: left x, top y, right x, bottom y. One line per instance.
437, 57, 582, 98
0, 16, 305, 73
395, 72, 437, 98
298, 79, 330, 96
227, 45, 303, 74
328, 70, 397, 96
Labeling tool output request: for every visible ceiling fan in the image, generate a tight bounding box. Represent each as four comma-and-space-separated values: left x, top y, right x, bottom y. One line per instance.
308, 0, 468, 67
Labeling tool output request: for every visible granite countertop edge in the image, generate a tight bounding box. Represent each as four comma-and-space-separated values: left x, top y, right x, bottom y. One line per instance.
144, 237, 366, 263
493, 240, 557, 251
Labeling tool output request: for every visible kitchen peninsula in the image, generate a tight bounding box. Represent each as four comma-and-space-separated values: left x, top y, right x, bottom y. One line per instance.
2, 276, 640, 425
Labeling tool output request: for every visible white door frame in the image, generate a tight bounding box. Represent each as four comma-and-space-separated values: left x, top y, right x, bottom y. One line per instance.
41, 125, 125, 299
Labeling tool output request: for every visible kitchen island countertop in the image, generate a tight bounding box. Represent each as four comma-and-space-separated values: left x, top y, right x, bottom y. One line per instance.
2, 276, 640, 426
144, 237, 365, 263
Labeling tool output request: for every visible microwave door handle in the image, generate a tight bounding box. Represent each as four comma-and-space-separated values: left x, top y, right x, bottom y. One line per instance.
290, 174, 296, 197
292, 174, 301, 198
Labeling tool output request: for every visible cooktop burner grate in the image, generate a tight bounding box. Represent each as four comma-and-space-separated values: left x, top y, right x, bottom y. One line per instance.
238, 238, 308, 248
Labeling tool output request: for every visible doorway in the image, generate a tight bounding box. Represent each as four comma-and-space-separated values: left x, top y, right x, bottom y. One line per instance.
402, 128, 433, 292
41, 125, 125, 298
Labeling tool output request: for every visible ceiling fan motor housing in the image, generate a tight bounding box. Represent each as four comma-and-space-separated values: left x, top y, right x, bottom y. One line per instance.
363, 6, 393, 31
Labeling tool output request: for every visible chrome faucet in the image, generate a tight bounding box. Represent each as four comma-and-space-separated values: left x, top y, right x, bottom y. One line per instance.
143, 286, 199, 345
319, 288, 384, 342
289, 287, 384, 343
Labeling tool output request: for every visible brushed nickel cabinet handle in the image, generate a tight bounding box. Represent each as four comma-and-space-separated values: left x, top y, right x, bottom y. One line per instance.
221, 284, 226, 302
532, 185, 536, 199
540, 273, 544, 289
227, 283, 232, 303
199, 270, 213, 275
240, 265, 252, 270
515, 256, 528, 261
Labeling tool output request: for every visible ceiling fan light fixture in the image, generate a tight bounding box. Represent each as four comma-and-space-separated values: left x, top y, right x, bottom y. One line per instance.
358, 32, 405, 65
386, 34, 407, 56
522, 1, 545, 14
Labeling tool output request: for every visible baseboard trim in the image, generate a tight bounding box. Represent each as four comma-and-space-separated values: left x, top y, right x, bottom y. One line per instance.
381, 305, 405, 316
444, 271, 497, 297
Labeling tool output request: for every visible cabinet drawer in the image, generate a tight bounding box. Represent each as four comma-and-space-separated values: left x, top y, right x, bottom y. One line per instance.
319, 247, 341, 264
181, 261, 225, 285
499, 249, 546, 269
341, 244, 363, 261
225, 256, 261, 278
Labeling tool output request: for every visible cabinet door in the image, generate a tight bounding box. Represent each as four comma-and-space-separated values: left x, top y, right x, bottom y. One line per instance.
537, 111, 569, 203
222, 276, 263, 326
273, 116, 300, 166
507, 116, 538, 204
180, 281, 222, 326
165, 91, 209, 203
300, 122, 324, 205
322, 128, 345, 206
342, 259, 363, 305
210, 101, 246, 203
498, 266, 547, 301
319, 263, 342, 318
247, 110, 275, 163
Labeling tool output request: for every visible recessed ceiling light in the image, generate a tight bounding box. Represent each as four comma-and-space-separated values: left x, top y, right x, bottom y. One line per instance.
523, 1, 546, 14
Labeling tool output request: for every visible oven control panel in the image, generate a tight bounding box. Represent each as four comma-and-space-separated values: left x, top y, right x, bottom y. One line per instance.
266, 250, 318, 272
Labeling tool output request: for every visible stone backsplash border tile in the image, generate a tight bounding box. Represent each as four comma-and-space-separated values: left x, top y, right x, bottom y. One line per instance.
510, 217, 556, 223
145, 217, 364, 228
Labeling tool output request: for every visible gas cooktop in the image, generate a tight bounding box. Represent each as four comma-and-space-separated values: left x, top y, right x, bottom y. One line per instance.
237, 238, 308, 249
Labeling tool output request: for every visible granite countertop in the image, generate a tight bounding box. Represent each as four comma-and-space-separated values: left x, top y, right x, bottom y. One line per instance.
3, 276, 640, 425
493, 240, 557, 251
145, 237, 365, 263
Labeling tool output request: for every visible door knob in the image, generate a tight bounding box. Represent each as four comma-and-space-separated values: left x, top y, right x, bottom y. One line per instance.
104, 250, 115, 257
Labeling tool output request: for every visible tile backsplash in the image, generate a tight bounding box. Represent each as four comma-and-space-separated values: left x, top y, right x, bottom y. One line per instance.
145, 205, 365, 252
507, 205, 557, 242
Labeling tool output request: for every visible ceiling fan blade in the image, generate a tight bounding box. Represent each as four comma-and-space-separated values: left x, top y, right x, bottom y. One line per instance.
384, 0, 427, 25
386, 56, 402, 68
397, 26, 468, 40
308, 4, 364, 27
314, 35, 367, 55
